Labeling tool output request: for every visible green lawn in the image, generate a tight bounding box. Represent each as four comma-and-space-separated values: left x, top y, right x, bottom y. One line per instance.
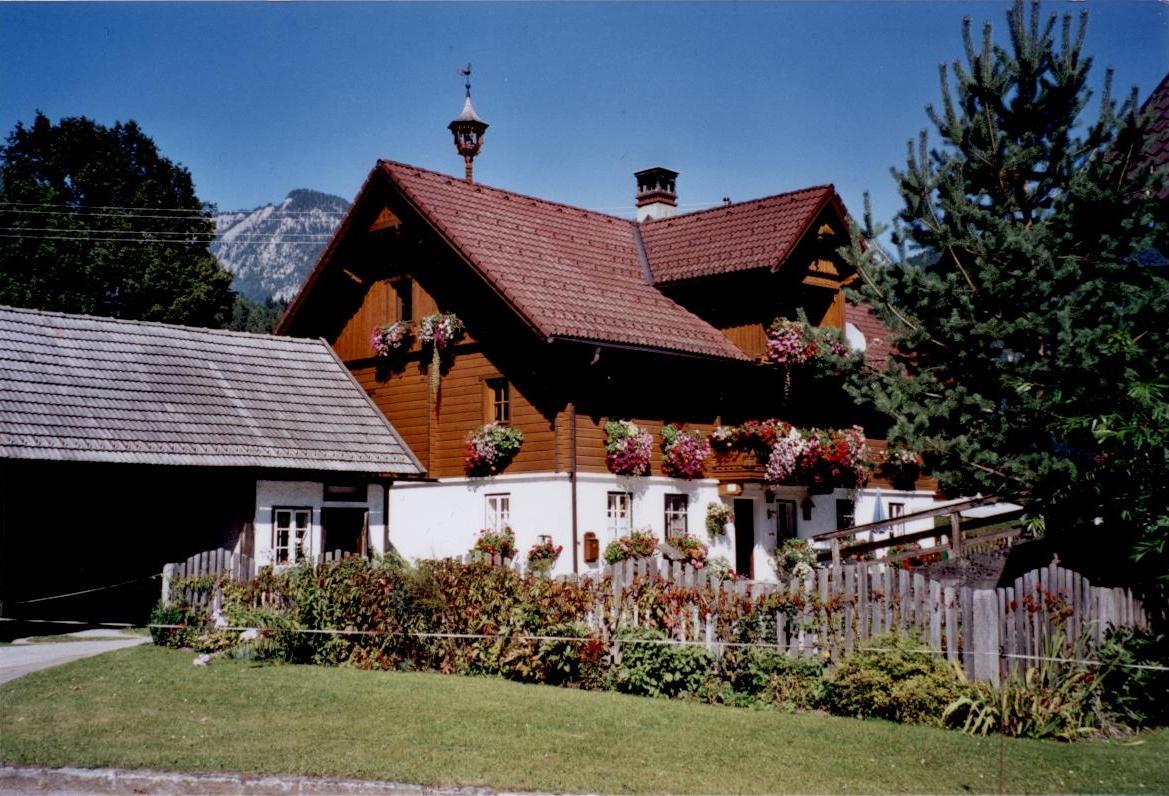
0, 646, 1165, 794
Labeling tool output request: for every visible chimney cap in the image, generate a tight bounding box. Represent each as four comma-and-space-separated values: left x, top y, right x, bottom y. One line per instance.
634, 166, 679, 181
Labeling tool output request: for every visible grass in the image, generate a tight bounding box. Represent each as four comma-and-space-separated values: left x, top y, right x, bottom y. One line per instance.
0, 646, 1166, 794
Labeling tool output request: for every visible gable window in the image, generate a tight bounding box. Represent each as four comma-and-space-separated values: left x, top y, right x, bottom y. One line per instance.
664, 494, 688, 540
835, 498, 856, 530
392, 278, 413, 323
606, 491, 632, 537
485, 377, 510, 424
273, 507, 312, 565
485, 493, 510, 533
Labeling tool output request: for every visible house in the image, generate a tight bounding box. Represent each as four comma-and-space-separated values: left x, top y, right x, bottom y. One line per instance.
0, 305, 421, 621
275, 90, 940, 579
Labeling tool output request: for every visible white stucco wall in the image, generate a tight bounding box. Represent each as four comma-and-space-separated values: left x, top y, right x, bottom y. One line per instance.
253, 480, 386, 567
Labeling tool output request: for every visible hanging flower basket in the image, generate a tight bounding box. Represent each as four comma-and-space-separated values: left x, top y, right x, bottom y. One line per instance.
526, 537, 563, 575
705, 501, 732, 539
880, 446, 921, 490
418, 313, 465, 396
765, 425, 868, 489
370, 321, 413, 357
464, 422, 524, 476
660, 424, 711, 480
604, 420, 652, 476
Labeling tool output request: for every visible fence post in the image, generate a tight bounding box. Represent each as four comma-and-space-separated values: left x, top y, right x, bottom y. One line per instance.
971, 589, 1000, 685
161, 562, 175, 607
949, 512, 963, 558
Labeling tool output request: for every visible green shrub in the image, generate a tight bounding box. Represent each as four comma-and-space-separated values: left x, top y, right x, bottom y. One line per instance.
818, 633, 963, 725
724, 648, 824, 709
1094, 627, 1169, 729
611, 627, 713, 699
149, 602, 201, 649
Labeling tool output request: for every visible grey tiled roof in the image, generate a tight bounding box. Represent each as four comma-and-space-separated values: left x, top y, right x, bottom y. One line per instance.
0, 305, 423, 474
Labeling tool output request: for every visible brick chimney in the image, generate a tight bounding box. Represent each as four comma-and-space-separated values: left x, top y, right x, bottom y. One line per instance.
635, 167, 678, 222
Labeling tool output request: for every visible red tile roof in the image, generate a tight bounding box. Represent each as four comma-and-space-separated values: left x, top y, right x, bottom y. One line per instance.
283, 160, 854, 362
845, 301, 894, 368
381, 161, 748, 361
639, 186, 837, 283
1137, 72, 1169, 201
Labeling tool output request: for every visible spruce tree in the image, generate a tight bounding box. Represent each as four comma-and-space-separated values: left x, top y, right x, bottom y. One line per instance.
0, 112, 234, 327
844, 1, 1168, 595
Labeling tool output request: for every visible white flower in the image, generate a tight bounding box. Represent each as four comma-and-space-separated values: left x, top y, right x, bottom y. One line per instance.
211, 609, 228, 629
240, 628, 259, 642
193, 654, 211, 667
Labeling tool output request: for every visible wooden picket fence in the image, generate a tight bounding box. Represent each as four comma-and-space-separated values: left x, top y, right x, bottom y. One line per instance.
162, 547, 1147, 683
161, 548, 357, 609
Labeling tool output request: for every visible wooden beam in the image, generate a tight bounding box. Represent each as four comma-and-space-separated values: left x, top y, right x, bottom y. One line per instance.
811, 495, 998, 541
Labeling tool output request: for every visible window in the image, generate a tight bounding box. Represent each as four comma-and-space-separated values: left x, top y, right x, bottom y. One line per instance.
889, 501, 906, 535
664, 494, 689, 540
485, 378, 510, 423
835, 498, 856, 530
606, 491, 632, 537
392, 278, 413, 322
323, 481, 368, 503
485, 493, 510, 533
273, 507, 312, 565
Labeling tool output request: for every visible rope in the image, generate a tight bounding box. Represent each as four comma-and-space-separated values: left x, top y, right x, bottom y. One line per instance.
12, 574, 161, 605
2, 615, 1165, 671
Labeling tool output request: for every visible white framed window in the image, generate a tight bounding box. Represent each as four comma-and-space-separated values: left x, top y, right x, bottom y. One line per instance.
606, 491, 632, 537
889, 501, 906, 535
664, 494, 688, 540
485, 493, 510, 533
273, 507, 312, 565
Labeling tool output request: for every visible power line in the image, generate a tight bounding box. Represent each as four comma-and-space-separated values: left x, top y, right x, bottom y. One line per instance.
0, 226, 331, 238
0, 233, 331, 245
0, 200, 349, 217
0, 208, 347, 221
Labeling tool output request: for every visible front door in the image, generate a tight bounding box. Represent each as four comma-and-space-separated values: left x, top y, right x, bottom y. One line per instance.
321, 507, 367, 557
733, 499, 755, 578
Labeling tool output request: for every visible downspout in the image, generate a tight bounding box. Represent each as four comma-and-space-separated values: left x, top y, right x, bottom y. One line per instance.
383, 477, 392, 555
569, 402, 579, 574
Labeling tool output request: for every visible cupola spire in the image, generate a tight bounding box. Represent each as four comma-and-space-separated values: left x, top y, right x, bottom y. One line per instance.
448, 64, 489, 183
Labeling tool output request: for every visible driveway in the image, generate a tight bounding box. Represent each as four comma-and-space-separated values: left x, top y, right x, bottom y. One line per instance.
0, 631, 149, 685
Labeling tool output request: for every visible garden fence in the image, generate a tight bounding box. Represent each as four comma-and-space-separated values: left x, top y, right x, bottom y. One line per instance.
161, 549, 1147, 684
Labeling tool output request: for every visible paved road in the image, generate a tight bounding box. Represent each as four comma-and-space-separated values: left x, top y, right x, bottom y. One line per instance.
0, 635, 149, 685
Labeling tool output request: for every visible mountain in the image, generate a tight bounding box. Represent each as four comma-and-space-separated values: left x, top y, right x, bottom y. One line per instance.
212, 189, 349, 303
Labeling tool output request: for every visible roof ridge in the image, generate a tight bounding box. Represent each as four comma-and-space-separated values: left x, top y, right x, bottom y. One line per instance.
0, 303, 324, 347
378, 160, 631, 223
640, 184, 836, 224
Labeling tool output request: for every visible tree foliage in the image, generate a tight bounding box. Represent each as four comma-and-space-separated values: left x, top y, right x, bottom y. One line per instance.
0, 112, 234, 326
844, 1, 1169, 593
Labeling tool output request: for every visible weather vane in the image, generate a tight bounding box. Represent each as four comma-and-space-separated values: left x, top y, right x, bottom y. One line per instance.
459, 63, 472, 97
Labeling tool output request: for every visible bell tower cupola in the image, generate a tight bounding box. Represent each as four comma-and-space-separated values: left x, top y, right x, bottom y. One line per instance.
448, 64, 489, 183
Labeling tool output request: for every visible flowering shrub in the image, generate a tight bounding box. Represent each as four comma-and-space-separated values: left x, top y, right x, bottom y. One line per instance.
659, 424, 711, 479
704, 555, 743, 582
705, 501, 732, 538
772, 538, 816, 580
603, 528, 658, 564
526, 537, 563, 574
665, 533, 709, 568
463, 422, 524, 476
417, 312, 464, 350
370, 321, 413, 357
472, 527, 517, 560
604, 420, 652, 476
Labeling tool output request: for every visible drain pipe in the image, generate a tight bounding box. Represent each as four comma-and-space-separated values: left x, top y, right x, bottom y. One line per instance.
569, 402, 579, 574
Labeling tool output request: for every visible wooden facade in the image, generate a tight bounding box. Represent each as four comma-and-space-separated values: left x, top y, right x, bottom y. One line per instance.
282, 167, 921, 489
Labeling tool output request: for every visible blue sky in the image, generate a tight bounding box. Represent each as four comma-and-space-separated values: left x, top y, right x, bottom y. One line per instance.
1, 1, 1166, 230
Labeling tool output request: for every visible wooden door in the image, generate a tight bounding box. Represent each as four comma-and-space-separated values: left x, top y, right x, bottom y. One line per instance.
733, 499, 755, 578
